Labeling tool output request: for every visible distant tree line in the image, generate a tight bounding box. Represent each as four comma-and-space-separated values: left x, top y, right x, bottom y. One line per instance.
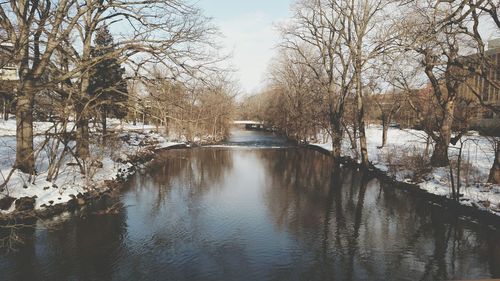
240, 0, 500, 183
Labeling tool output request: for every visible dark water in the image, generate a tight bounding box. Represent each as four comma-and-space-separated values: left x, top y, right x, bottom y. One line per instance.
1, 130, 500, 281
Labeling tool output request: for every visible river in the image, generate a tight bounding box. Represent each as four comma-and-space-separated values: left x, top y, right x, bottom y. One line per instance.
0, 129, 499, 280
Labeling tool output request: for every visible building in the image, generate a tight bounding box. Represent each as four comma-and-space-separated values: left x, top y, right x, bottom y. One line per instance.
0, 43, 17, 81
458, 38, 500, 131
0, 43, 17, 120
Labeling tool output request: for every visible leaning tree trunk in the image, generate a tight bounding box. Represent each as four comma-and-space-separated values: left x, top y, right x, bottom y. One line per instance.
15, 81, 35, 174
488, 141, 500, 184
430, 102, 454, 167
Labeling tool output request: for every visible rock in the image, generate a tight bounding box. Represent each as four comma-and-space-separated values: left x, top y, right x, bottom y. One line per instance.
119, 134, 130, 142
67, 199, 78, 211
44, 186, 50, 190
0, 196, 16, 210
481, 200, 491, 208
14, 197, 36, 212
77, 198, 86, 206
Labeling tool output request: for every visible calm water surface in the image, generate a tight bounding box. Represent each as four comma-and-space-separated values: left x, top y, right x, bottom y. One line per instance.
1, 130, 499, 281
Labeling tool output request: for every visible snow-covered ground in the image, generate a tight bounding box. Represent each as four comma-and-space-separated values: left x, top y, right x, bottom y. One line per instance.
311, 125, 500, 215
0, 119, 182, 215
3, 119, 498, 217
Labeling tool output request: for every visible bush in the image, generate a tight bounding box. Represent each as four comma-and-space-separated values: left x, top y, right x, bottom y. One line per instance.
378, 145, 431, 182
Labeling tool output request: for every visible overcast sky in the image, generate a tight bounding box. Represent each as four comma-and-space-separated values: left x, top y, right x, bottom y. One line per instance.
197, 0, 293, 95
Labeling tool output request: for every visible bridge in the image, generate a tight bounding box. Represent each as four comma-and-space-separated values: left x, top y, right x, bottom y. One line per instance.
232, 120, 266, 130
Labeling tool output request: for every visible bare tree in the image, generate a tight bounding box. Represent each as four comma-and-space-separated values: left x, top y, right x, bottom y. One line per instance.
396, 0, 482, 167
143, 69, 236, 143
280, 0, 356, 165
340, 0, 392, 166
372, 90, 403, 148
460, 1, 500, 183
0, 0, 88, 173
265, 49, 322, 142
52, 0, 220, 159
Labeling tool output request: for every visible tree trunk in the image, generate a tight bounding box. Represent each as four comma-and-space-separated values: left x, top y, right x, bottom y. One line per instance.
332, 132, 342, 166
76, 65, 91, 159
2, 96, 10, 121
76, 103, 90, 159
164, 118, 169, 136
15, 83, 35, 174
430, 101, 454, 167
101, 108, 107, 138
355, 57, 369, 167
358, 118, 369, 166
488, 141, 500, 184
382, 123, 388, 148
431, 138, 450, 167
330, 117, 343, 167
344, 123, 359, 159
424, 134, 431, 156
381, 114, 389, 148
352, 120, 358, 151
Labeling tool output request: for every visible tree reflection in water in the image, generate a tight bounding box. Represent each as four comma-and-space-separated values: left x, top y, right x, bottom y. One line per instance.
127, 148, 234, 219
0, 147, 499, 281
257, 149, 500, 281
0, 212, 127, 280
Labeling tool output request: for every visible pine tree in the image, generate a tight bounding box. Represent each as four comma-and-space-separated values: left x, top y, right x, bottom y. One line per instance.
89, 25, 128, 136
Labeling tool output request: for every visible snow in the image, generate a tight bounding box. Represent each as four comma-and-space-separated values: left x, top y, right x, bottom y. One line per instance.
310, 125, 500, 215
205, 145, 287, 149
232, 120, 263, 125
2, 118, 498, 217
0, 118, 183, 214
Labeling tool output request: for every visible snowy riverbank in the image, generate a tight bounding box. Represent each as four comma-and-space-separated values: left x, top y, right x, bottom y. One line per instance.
311, 125, 500, 216
0, 119, 183, 217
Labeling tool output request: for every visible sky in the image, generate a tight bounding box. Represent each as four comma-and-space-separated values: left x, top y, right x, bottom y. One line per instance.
195, 1, 499, 96
196, 0, 293, 95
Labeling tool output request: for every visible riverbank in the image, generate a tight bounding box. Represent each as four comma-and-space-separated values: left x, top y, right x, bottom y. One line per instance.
0, 119, 188, 221
309, 125, 500, 220
3, 135, 498, 280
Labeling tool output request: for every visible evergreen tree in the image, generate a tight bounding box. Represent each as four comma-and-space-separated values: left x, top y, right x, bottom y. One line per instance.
89, 25, 128, 136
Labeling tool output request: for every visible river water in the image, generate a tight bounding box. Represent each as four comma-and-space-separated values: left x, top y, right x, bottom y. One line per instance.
1, 129, 499, 281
